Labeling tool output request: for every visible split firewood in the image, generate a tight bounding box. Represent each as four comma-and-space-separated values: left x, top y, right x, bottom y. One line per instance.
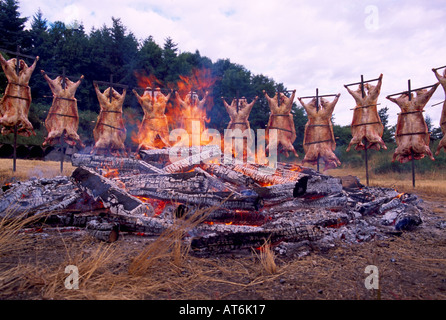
71, 153, 164, 174
229, 163, 300, 186
163, 144, 221, 173
119, 171, 210, 194
86, 219, 120, 242
131, 188, 263, 211
71, 166, 155, 217
264, 194, 348, 211
191, 224, 320, 253
200, 163, 255, 187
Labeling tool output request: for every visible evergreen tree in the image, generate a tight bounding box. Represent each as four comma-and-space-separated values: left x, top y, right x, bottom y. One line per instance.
378, 106, 393, 142
0, 0, 29, 51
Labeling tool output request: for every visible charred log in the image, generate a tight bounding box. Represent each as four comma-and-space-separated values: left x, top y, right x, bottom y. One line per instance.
71, 153, 164, 174
86, 219, 120, 242
191, 225, 320, 253
163, 145, 221, 173
118, 171, 210, 194
132, 189, 263, 211
71, 166, 154, 217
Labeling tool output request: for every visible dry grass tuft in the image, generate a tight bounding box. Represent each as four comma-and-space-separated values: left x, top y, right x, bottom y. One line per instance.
254, 240, 278, 275
129, 206, 212, 276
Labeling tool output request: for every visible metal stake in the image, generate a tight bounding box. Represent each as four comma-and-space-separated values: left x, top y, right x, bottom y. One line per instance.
0, 46, 36, 173
13, 125, 17, 172
361, 75, 369, 186
60, 132, 66, 173
411, 150, 416, 188
364, 139, 369, 186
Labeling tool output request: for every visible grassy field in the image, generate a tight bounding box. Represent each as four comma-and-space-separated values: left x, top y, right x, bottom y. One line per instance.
0, 159, 75, 186
0, 159, 445, 300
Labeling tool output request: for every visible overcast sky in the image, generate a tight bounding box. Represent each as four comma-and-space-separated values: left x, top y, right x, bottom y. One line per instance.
18, 0, 446, 127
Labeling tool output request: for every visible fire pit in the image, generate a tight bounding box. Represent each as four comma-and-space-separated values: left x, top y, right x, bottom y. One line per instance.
0, 145, 427, 255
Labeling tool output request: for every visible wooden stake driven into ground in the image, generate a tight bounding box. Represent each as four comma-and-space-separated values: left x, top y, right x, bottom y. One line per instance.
344, 75, 382, 186
386, 79, 439, 188
0, 46, 37, 172
299, 88, 338, 172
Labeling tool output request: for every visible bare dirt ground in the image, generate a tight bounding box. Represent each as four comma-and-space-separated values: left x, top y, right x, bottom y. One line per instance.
0, 161, 445, 301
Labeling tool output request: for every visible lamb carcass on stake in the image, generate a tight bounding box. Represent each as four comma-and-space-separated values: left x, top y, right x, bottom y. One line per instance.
432, 68, 446, 155
174, 90, 209, 147
299, 94, 341, 170
133, 87, 172, 151
41, 70, 85, 147
93, 83, 127, 155
263, 90, 299, 158
222, 96, 258, 158
387, 83, 439, 163
0, 53, 39, 137
345, 74, 387, 152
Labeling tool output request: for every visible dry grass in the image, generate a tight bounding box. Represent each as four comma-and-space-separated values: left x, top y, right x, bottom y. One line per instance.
0, 159, 445, 300
325, 166, 446, 196
254, 241, 278, 275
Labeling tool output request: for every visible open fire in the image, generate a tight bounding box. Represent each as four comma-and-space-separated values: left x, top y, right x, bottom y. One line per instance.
0, 143, 427, 255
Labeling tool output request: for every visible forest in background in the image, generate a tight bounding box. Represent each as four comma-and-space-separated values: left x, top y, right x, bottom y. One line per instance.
0, 0, 444, 174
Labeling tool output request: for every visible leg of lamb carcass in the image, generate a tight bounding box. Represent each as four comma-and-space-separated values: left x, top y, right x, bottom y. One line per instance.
433, 68, 446, 155
435, 101, 446, 155
42, 71, 84, 147
299, 95, 341, 170
93, 84, 127, 155
0, 54, 39, 137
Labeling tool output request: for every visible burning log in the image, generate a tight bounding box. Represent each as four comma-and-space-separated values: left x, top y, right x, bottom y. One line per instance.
253, 174, 343, 201
0, 176, 79, 217
138, 148, 170, 164
162, 145, 221, 173
71, 153, 164, 174
72, 166, 155, 217
229, 163, 301, 186
201, 163, 256, 187
120, 171, 210, 194
191, 224, 320, 253
194, 167, 240, 194
86, 219, 120, 242
132, 189, 263, 211
265, 194, 348, 211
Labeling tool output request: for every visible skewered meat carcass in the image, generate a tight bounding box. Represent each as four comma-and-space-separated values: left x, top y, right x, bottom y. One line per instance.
41, 70, 85, 147
298, 94, 341, 170
174, 91, 209, 147
0, 53, 39, 137
387, 83, 439, 163
133, 87, 172, 151
263, 90, 299, 158
433, 68, 446, 155
222, 96, 258, 157
93, 83, 127, 155
345, 74, 387, 151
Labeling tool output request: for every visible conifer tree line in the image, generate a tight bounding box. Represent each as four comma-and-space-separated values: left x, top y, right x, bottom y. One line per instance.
2, 0, 442, 160
0, 0, 309, 147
